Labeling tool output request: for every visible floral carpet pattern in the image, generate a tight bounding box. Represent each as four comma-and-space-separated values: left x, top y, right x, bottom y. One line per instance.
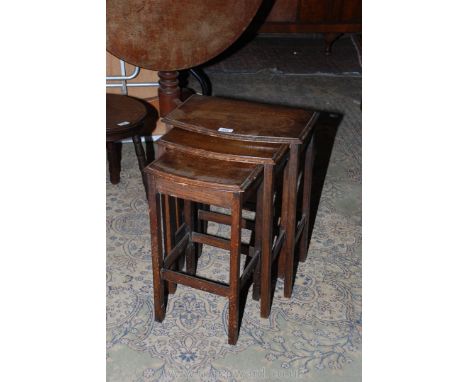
107, 73, 361, 381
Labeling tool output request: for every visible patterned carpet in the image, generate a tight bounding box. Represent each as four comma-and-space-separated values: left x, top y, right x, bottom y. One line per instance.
107, 69, 361, 381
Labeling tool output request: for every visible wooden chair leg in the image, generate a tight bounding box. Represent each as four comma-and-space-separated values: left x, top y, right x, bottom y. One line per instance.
260, 165, 274, 318
299, 136, 314, 262
228, 194, 242, 345
147, 180, 166, 321
106, 141, 122, 184
132, 134, 148, 194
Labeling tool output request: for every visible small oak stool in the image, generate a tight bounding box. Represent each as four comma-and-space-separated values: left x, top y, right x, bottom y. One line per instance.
157, 127, 289, 318
106, 93, 148, 192
145, 150, 265, 345
162, 95, 319, 298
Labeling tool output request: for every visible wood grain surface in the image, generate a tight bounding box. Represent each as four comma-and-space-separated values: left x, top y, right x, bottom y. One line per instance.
107, 0, 262, 71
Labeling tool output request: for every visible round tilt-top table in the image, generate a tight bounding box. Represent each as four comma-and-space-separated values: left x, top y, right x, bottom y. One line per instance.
107, 0, 262, 71
107, 0, 263, 115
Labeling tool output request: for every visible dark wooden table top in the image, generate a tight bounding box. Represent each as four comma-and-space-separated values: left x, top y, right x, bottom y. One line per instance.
145, 150, 262, 192
107, 0, 262, 71
106, 93, 148, 136
159, 127, 288, 165
162, 95, 319, 144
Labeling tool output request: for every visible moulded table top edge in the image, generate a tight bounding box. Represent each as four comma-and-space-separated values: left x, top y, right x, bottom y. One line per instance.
161, 95, 320, 145
144, 152, 264, 193
159, 127, 289, 165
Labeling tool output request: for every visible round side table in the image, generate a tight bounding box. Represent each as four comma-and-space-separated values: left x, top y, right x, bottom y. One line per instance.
106, 93, 149, 192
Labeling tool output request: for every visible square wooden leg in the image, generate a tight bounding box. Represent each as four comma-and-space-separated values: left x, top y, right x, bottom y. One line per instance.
252, 182, 263, 302
260, 165, 274, 318
147, 178, 166, 322
228, 194, 242, 345
299, 136, 314, 262
162, 195, 178, 294
278, 162, 289, 279
184, 200, 197, 275
283, 145, 299, 298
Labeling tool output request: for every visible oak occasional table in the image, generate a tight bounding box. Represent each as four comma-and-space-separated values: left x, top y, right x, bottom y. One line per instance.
162, 94, 320, 298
